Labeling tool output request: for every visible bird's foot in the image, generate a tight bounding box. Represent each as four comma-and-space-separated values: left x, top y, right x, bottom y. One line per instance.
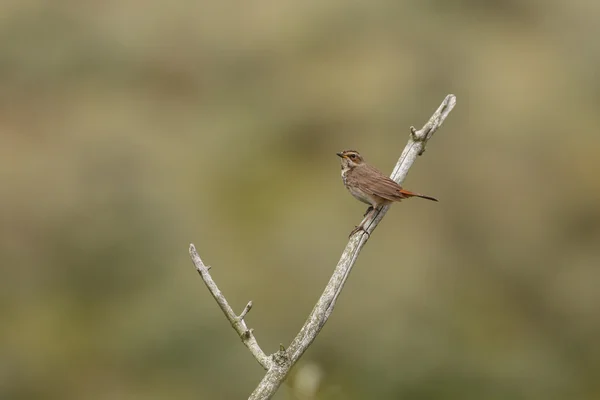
363, 206, 374, 217
349, 224, 369, 239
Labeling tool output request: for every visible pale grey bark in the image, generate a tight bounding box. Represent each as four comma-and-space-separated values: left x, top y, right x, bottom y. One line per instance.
189, 94, 456, 400
189, 244, 272, 370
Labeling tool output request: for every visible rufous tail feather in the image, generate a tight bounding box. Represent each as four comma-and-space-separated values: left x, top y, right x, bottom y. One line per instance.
399, 189, 438, 202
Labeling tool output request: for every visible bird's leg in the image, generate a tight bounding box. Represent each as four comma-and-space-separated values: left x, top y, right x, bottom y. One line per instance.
350, 206, 376, 238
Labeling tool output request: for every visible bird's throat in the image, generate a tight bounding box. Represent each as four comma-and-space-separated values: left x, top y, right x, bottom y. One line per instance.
341, 165, 351, 185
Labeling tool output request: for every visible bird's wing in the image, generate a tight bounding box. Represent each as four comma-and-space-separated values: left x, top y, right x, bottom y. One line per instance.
353, 165, 408, 202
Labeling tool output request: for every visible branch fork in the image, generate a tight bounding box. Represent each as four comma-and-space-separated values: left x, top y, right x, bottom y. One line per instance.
189, 94, 456, 399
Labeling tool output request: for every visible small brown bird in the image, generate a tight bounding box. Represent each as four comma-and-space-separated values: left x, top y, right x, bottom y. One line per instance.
337, 150, 437, 235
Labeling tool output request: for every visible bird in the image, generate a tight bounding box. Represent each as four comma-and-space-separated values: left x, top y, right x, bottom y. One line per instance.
337, 150, 438, 236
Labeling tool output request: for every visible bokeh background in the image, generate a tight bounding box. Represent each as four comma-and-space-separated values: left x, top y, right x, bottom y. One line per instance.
2, 1, 600, 399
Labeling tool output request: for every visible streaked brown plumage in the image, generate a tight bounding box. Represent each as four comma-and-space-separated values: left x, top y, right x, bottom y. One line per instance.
337, 150, 437, 235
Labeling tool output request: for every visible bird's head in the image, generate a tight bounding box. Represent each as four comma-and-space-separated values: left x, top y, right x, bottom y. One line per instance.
336, 150, 364, 169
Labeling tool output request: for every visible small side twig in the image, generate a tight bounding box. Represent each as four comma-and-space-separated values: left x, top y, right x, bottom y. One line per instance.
189, 244, 271, 370
238, 301, 253, 321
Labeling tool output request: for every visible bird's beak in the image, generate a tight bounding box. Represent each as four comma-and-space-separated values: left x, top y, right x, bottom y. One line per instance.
336, 152, 343, 158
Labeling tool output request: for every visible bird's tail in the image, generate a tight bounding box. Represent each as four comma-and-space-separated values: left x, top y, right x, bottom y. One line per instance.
399, 189, 439, 202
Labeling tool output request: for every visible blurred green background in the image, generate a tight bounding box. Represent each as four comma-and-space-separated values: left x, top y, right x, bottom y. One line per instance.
2, 1, 600, 399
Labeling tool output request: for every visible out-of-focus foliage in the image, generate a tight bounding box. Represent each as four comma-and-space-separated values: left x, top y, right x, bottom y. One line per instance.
1, 1, 599, 399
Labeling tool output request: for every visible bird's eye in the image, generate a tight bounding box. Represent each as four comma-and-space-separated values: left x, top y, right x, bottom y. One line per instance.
349, 154, 356, 159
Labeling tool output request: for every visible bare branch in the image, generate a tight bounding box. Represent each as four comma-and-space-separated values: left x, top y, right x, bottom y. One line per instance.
189, 95, 456, 400
248, 94, 456, 399
189, 244, 271, 370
